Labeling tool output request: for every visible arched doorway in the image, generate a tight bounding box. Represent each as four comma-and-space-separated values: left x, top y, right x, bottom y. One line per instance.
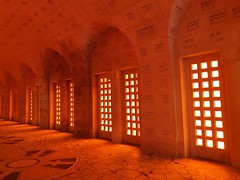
92, 27, 141, 145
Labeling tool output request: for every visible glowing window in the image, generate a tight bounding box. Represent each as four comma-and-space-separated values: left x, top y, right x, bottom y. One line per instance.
193, 91, 200, 98
206, 140, 213, 148
99, 76, 112, 133
215, 111, 222, 118
195, 120, 201, 126
211, 60, 218, 67
55, 83, 61, 126
124, 71, 140, 137
206, 130, 212, 137
195, 110, 201, 117
201, 62, 208, 69
194, 101, 200, 107
204, 110, 211, 117
212, 70, 219, 77
214, 100, 221, 107
28, 87, 33, 124
203, 91, 209, 98
205, 120, 212, 127
202, 81, 209, 88
196, 139, 203, 146
217, 131, 224, 139
192, 64, 198, 70
202, 72, 208, 78
193, 82, 199, 89
216, 121, 223, 128
204, 101, 210, 107
192, 73, 198, 79
213, 90, 220, 97
196, 129, 202, 136
213, 80, 220, 87
217, 141, 225, 149
190, 59, 225, 150
69, 81, 74, 128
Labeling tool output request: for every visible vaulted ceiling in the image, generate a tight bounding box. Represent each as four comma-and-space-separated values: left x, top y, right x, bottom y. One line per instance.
0, 0, 189, 87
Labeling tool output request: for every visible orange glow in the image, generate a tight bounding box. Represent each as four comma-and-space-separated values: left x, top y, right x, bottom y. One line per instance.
217, 141, 225, 149
69, 82, 74, 128
206, 140, 213, 148
55, 84, 61, 126
124, 71, 140, 137
99, 77, 112, 132
196, 139, 203, 146
190, 59, 225, 150
206, 130, 213, 137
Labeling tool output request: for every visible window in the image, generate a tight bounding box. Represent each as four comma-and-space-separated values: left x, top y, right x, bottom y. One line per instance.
124, 72, 140, 137
191, 60, 225, 150
55, 83, 61, 127
99, 77, 112, 133
69, 81, 74, 128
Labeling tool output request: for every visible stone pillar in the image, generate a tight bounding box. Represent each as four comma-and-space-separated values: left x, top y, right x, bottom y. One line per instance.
39, 81, 50, 129
225, 60, 240, 169
111, 70, 123, 143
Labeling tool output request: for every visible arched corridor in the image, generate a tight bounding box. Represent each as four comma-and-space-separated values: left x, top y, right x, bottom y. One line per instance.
1, 0, 240, 178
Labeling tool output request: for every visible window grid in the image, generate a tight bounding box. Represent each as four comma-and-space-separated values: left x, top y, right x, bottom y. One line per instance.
99, 77, 112, 132
124, 72, 140, 137
69, 81, 74, 127
55, 84, 61, 126
29, 87, 33, 123
191, 60, 225, 150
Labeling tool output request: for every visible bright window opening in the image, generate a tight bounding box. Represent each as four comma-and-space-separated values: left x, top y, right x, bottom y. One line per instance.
28, 87, 33, 123
202, 72, 208, 78
206, 130, 213, 137
190, 59, 225, 150
196, 138, 203, 146
124, 72, 140, 137
195, 120, 201, 126
192, 64, 198, 70
217, 141, 225, 149
55, 84, 61, 126
206, 140, 213, 148
69, 81, 74, 128
196, 129, 202, 136
99, 77, 112, 133
205, 120, 212, 127
194, 101, 200, 107
217, 131, 224, 139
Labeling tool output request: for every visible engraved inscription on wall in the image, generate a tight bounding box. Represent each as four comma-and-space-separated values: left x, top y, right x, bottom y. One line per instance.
142, 65, 151, 74
160, 112, 169, 121
232, 6, 240, 20
201, 0, 215, 12
143, 112, 154, 121
187, 19, 199, 32
139, 47, 147, 57
184, 38, 195, 49
159, 79, 168, 88
137, 24, 157, 40
209, 11, 227, 25
142, 95, 153, 103
159, 62, 167, 72
154, 43, 164, 53
160, 95, 169, 104
209, 31, 223, 42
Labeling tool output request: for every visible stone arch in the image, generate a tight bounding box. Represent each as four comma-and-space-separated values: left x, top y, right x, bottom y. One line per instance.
170, 0, 240, 168
41, 48, 72, 82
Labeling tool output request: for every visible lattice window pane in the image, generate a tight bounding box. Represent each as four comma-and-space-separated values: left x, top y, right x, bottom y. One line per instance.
190, 60, 225, 150
99, 77, 112, 133
69, 81, 74, 127
124, 72, 140, 137
55, 84, 61, 126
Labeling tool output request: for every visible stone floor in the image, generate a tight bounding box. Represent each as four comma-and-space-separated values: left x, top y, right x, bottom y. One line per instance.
0, 120, 240, 180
